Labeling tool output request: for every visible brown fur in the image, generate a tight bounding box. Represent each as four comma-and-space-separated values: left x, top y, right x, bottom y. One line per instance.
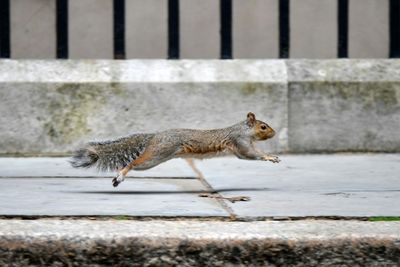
71, 112, 280, 187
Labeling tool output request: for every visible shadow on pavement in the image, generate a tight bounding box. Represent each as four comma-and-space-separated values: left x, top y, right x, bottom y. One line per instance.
70, 188, 276, 194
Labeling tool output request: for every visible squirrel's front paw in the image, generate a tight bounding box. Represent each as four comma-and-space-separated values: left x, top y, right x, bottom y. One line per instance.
262, 155, 281, 163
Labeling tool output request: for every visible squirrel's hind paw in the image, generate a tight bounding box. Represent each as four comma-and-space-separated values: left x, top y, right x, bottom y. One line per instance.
112, 177, 120, 187
112, 173, 125, 187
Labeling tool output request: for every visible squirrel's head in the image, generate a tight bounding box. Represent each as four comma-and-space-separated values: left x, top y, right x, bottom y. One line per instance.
246, 112, 276, 141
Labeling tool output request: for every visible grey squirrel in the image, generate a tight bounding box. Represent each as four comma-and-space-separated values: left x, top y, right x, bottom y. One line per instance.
70, 112, 280, 187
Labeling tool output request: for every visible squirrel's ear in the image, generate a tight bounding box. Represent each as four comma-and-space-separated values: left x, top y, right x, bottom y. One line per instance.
246, 112, 256, 126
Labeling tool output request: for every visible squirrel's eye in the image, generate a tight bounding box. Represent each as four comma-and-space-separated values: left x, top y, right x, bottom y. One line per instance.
261, 125, 267, 130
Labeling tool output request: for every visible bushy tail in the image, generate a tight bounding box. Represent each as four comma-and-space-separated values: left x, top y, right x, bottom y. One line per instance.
70, 133, 154, 172
69, 147, 99, 169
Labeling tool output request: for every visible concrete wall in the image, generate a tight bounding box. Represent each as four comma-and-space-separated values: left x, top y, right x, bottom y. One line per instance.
8, 0, 391, 59
0, 59, 399, 155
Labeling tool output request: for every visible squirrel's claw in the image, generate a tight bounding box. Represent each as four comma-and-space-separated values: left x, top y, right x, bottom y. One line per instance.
262, 155, 281, 163
270, 156, 281, 163
112, 172, 125, 187
112, 177, 120, 187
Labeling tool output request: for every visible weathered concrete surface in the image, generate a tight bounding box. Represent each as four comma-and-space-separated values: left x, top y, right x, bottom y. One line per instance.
0, 155, 399, 218
0, 220, 399, 266
0, 158, 196, 178
0, 177, 228, 217
1, 59, 400, 154
194, 154, 400, 218
287, 60, 400, 152
0, 60, 288, 155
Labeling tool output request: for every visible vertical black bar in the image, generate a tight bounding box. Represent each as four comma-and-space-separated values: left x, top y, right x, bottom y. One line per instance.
168, 0, 179, 59
56, 0, 68, 59
114, 0, 125, 59
279, 0, 290, 58
390, 0, 400, 58
338, 0, 348, 58
0, 0, 10, 58
220, 0, 232, 59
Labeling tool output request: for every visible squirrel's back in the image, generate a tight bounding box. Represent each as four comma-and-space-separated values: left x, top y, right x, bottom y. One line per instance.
70, 133, 154, 171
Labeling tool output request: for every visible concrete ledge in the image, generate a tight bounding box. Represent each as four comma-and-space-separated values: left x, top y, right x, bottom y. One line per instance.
0, 59, 399, 154
287, 60, 400, 152
0, 220, 399, 266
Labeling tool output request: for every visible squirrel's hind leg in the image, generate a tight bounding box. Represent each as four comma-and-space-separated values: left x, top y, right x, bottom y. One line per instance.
112, 172, 125, 187
111, 142, 181, 187
111, 149, 158, 187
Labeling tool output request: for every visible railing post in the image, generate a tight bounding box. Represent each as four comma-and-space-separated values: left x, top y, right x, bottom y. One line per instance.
337, 0, 348, 58
0, 0, 10, 58
279, 0, 290, 58
390, 0, 400, 58
56, 0, 69, 59
114, 0, 125, 59
168, 0, 180, 59
220, 0, 232, 59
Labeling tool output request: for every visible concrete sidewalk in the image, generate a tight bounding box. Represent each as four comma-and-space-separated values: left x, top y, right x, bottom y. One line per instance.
0, 154, 399, 219
1, 154, 399, 266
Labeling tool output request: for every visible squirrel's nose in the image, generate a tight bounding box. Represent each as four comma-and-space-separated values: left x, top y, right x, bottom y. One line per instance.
269, 128, 276, 138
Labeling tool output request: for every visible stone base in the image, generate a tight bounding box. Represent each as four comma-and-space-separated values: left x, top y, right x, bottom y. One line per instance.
1, 220, 399, 266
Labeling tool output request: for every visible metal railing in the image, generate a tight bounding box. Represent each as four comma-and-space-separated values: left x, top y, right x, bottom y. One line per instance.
0, 0, 399, 59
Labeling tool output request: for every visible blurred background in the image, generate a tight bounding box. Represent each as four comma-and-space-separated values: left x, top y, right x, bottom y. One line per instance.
0, 0, 398, 59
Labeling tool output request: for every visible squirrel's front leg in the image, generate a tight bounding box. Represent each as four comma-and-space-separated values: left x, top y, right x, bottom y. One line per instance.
233, 141, 280, 163
260, 154, 280, 163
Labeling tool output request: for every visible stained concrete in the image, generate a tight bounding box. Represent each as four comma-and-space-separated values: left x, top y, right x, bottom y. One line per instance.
1, 155, 399, 265
194, 154, 400, 218
1, 220, 399, 266
1, 59, 400, 154
287, 60, 400, 152
0, 60, 288, 155
0, 158, 196, 178
0, 155, 399, 218
0, 177, 227, 217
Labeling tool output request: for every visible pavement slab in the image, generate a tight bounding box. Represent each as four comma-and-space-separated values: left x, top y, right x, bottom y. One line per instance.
0, 154, 399, 218
194, 154, 400, 218
0, 177, 228, 216
0, 157, 197, 178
